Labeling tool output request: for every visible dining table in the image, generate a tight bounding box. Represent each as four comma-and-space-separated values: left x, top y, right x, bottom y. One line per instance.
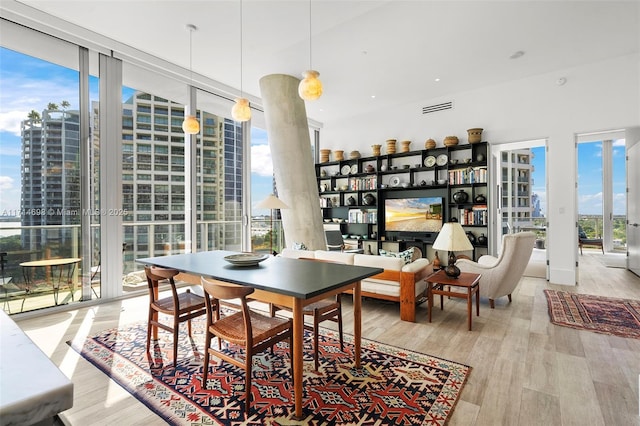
136, 250, 383, 419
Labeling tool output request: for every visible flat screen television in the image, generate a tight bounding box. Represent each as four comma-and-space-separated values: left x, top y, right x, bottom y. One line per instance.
384, 197, 443, 233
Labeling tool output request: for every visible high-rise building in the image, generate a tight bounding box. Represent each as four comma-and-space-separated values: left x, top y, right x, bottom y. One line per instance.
21, 109, 81, 250
500, 149, 535, 229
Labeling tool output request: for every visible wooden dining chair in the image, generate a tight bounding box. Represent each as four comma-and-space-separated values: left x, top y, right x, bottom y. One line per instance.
144, 266, 207, 367
200, 276, 293, 415
270, 257, 344, 371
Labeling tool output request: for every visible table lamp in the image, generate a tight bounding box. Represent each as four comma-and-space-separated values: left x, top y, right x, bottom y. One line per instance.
256, 194, 289, 256
432, 222, 474, 278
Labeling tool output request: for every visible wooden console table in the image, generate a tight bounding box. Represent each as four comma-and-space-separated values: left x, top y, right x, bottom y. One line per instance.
426, 270, 481, 331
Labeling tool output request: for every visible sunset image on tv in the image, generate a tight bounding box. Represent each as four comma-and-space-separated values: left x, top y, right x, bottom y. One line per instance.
384, 197, 443, 232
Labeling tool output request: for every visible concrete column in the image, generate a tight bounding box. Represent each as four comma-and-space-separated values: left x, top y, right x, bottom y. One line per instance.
259, 74, 326, 250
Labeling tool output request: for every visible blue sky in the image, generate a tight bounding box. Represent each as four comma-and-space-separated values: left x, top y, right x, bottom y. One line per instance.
0, 47, 628, 219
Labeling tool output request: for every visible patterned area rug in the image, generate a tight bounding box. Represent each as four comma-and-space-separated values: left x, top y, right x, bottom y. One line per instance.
68, 314, 470, 425
544, 289, 640, 339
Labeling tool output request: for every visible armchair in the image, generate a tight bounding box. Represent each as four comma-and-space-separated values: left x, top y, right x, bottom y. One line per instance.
325, 230, 363, 253
456, 232, 536, 308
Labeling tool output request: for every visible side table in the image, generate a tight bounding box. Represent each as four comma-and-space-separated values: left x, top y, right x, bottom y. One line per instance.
426, 270, 481, 331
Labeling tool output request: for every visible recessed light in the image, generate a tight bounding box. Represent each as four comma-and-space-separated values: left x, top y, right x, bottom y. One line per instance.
371, 95, 376, 99
434, 78, 440, 82
509, 50, 525, 59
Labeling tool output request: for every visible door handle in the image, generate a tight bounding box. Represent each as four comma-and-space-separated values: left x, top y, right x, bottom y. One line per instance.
631, 223, 639, 227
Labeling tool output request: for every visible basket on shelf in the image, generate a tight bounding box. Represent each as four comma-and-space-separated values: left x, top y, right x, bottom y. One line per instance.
443, 136, 459, 147
467, 128, 483, 144
425, 139, 436, 149
319, 149, 331, 163
386, 139, 397, 154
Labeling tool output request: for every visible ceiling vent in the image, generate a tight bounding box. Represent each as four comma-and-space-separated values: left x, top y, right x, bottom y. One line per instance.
422, 101, 453, 115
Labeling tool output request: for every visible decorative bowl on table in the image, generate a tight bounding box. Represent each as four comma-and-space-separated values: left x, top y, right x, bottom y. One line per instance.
224, 252, 269, 266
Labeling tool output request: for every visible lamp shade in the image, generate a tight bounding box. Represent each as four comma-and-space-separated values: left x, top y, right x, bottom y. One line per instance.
182, 115, 200, 134
256, 194, 289, 210
432, 222, 474, 252
298, 70, 323, 101
231, 97, 251, 122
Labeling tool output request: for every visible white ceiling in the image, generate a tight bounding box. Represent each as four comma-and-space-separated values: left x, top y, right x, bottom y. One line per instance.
15, 1, 640, 124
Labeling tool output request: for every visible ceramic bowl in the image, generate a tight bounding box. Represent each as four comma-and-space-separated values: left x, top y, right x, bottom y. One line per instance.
437, 179, 447, 185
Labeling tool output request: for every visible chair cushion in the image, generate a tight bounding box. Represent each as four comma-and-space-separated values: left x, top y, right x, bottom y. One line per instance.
314, 250, 355, 264
280, 248, 316, 259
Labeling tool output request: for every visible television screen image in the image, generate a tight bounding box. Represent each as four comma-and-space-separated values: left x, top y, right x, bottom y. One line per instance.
384, 197, 443, 232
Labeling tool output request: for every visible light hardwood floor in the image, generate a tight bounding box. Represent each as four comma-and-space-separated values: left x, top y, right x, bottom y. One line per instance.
13, 251, 640, 425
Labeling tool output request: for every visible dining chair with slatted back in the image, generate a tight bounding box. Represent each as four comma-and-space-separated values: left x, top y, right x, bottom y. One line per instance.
269, 257, 344, 371
201, 276, 293, 415
144, 265, 207, 367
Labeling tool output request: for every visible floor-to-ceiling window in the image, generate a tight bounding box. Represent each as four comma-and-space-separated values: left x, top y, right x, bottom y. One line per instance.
0, 22, 94, 313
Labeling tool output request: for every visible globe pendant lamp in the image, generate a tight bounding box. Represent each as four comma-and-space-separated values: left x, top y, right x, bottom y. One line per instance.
298, 0, 322, 101
231, 0, 251, 122
182, 24, 200, 134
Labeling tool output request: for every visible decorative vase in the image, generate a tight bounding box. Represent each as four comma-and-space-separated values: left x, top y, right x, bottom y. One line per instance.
474, 194, 486, 203
425, 138, 436, 149
433, 251, 441, 270
363, 193, 376, 206
320, 149, 331, 163
452, 189, 469, 204
476, 153, 485, 162
400, 140, 411, 153
372, 144, 381, 156
333, 150, 344, 161
350, 150, 361, 159
386, 139, 397, 154
477, 233, 488, 245
365, 164, 375, 173
466, 231, 476, 244
346, 195, 356, 206
443, 136, 459, 147
467, 128, 483, 144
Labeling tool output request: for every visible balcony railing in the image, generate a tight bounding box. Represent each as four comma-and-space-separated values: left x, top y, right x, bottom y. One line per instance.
0, 218, 286, 314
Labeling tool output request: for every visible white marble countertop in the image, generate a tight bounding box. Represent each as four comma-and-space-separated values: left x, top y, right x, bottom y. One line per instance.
0, 311, 73, 426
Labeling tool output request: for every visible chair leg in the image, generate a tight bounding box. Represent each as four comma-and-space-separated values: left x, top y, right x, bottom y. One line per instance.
202, 332, 212, 386
507, 294, 512, 303
245, 355, 253, 415
173, 317, 179, 367
489, 299, 495, 309
146, 308, 154, 352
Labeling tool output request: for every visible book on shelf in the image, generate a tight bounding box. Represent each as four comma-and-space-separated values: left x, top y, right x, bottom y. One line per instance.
448, 166, 487, 185
458, 204, 488, 225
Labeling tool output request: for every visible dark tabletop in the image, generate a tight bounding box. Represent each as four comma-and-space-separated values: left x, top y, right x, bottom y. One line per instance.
137, 250, 383, 299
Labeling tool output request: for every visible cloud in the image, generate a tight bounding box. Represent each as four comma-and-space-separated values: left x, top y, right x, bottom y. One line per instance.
579, 192, 603, 214
612, 138, 625, 147
0, 175, 14, 190
251, 144, 273, 177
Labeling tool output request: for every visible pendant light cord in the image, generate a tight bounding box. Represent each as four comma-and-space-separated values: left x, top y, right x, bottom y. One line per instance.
189, 25, 194, 87
240, 0, 244, 97
308, 0, 312, 69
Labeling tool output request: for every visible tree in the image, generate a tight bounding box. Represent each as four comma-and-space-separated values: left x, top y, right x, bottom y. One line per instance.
47, 102, 59, 111
60, 100, 70, 110
27, 110, 41, 123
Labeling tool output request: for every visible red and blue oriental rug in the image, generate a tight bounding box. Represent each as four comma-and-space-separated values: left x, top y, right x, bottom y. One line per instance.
68, 315, 470, 425
544, 289, 640, 339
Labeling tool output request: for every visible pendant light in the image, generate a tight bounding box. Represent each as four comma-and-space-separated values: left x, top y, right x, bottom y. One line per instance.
182, 24, 200, 134
298, 0, 323, 101
231, 0, 251, 122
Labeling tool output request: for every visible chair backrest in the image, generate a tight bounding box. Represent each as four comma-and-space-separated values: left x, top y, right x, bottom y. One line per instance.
490, 232, 536, 296
144, 265, 180, 303
201, 277, 254, 337
325, 230, 345, 251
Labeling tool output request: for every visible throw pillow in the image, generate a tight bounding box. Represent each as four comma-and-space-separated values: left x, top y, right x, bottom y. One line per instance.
292, 242, 307, 250
379, 247, 414, 265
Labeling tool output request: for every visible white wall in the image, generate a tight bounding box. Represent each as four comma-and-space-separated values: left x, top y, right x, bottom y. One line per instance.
321, 54, 640, 285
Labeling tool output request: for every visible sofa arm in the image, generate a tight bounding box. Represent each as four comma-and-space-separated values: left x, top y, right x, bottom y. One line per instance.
402, 258, 431, 273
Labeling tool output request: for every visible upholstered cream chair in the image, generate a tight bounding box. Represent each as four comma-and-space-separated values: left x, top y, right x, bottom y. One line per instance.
456, 232, 536, 308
